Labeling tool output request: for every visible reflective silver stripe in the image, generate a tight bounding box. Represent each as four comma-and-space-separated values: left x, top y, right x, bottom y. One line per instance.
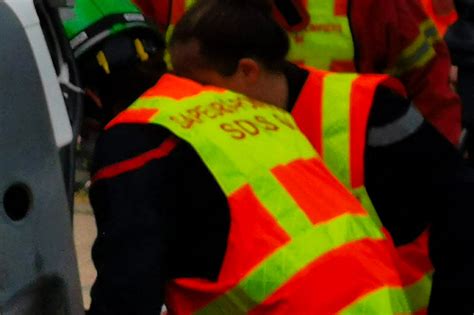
70, 31, 89, 50
367, 105, 424, 147
73, 30, 111, 57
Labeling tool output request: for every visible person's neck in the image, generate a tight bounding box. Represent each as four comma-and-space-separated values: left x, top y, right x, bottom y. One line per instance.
258, 71, 288, 109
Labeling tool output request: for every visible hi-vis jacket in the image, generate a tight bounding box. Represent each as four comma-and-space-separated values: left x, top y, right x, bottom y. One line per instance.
107, 74, 412, 314
292, 67, 433, 314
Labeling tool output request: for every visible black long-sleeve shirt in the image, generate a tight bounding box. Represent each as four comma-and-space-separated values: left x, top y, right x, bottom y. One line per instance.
87, 68, 474, 314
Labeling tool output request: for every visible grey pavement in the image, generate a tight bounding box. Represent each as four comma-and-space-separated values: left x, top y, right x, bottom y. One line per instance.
73, 207, 96, 309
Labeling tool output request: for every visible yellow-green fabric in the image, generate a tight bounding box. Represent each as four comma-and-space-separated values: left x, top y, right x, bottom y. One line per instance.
321, 73, 382, 226
286, 0, 354, 69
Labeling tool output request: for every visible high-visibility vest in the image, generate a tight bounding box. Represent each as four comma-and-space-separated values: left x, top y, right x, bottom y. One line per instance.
278, 0, 441, 77
421, 0, 458, 36
277, 0, 355, 71
292, 68, 433, 313
108, 73, 412, 314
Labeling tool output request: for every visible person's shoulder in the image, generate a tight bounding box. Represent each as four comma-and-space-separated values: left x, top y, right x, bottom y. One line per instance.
369, 85, 412, 127
375, 84, 407, 102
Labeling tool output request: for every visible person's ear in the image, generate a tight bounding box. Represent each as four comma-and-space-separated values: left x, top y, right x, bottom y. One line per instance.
237, 58, 261, 84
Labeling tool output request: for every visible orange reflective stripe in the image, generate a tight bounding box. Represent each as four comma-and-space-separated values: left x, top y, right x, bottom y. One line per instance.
142, 74, 225, 100
349, 75, 391, 188
222, 184, 292, 280
106, 108, 159, 130
272, 158, 366, 225
291, 69, 327, 154
249, 239, 404, 314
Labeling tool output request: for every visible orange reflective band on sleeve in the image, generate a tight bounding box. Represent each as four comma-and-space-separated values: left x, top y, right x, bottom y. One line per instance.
92, 136, 178, 182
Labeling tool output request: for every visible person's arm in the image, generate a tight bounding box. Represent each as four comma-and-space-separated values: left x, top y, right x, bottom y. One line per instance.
365, 85, 463, 244
366, 86, 474, 313
87, 124, 178, 315
351, 0, 462, 144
